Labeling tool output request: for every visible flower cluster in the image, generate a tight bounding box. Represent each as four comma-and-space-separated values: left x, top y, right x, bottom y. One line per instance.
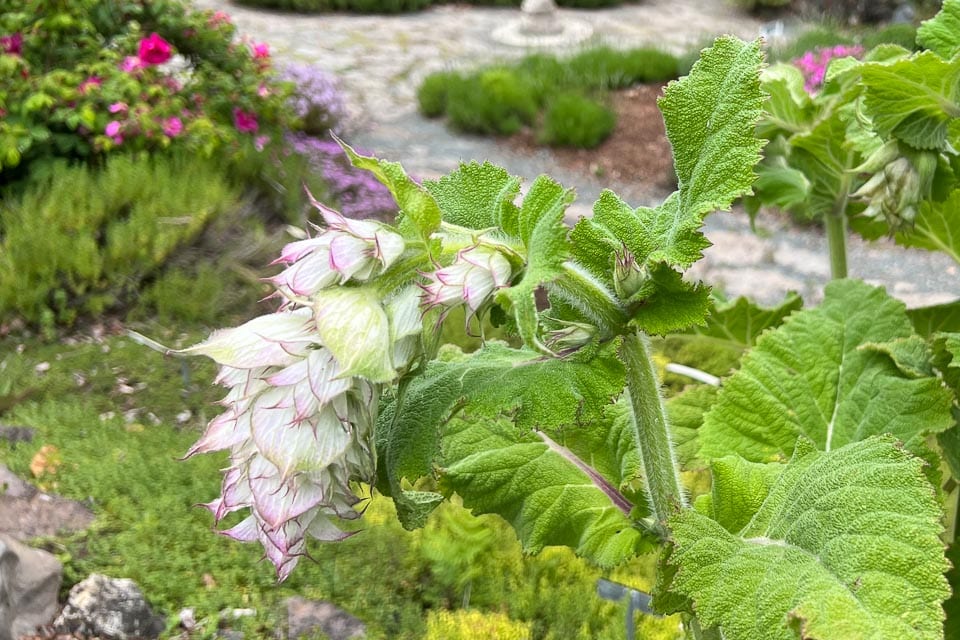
792, 44, 864, 93
181, 191, 519, 579
181, 197, 418, 579
281, 63, 349, 136
0, 2, 294, 176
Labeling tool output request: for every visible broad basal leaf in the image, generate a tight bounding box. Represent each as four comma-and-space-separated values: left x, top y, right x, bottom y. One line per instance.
669, 435, 951, 640
686, 293, 803, 351
693, 455, 783, 534
660, 36, 765, 219
440, 416, 653, 567
700, 279, 954, 462
666, 384, 719, 467
377, 341, 625, 527
908, 298, 960, 336
861, 52, 960, 151
895, 188, 960, 264
917, 0, 960, 60
422, 161, 520, 234
340, 138, 441, 238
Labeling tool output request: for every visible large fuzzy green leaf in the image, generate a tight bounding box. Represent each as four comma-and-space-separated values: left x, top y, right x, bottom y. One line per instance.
440, 416, 653, 567
917, 0, 960, 60
693, 455, 783, 534
570, 36, 764, 279
908, 299, 960, 336
685, 293, 803, 351
660, 36, 765, 221
668, 435, 951, 640
699, 280, 955, 462
895, 188, 960, 264
666, 384, 719, 467
861, 52, 960, 151
376, 342, 625, 527
422, 161, 520, 233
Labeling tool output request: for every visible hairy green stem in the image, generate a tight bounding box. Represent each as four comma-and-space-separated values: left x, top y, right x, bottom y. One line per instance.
826, 160, 854, 280
620, 330, 686, 525
825, 210, 848, 280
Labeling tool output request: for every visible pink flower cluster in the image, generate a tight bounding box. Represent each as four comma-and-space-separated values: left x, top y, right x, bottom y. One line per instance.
1, 32, 22, 55
793, 44, 864, 93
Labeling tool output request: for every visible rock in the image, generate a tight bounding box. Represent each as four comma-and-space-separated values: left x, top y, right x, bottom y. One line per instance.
0, 465, 94, 541
286, 596, 365, 640
0, 426, 35, 446
0, 534, 63, 640
53, 573, 167, 639
0, 464, 36, 499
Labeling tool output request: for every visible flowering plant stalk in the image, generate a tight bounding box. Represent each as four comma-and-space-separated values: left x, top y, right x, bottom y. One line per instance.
171, 30, 959, 640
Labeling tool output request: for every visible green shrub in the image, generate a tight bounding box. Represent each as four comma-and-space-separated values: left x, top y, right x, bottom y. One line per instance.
446, 69, 537, 136
538, 93, 616, 149
418, 71, 464, 118
425, 610, 532, 640
0, 153, 239, 327
861, 22, 918, 51
769, 25, 855, 62
568, 47, 678, 89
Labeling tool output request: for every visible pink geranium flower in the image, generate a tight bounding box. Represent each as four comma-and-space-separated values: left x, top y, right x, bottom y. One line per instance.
162, 116, 183, 137
120, 56, 143, 73
78, 76, 102, 94
105, 121, 123, 144
109, 102, 128, 114
252, 42, 270, 59
233, 108, 259, 133
138, 33, 173, 66
0, 33, 22, 55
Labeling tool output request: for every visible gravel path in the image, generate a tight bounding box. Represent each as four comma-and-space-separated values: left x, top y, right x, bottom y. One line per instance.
192, 0, 960, 307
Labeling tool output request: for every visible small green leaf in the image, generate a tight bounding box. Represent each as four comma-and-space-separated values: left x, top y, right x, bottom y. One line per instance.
497, 175, 572, 351
423, 161, 521, 234
440, 416, 652, 566
861, 52, 960, 151
791, 111, 854, 218
626, 263, 712, 335
758, 64, 815, 136
660, 36, 765, 219
917, 0, 960, 60
338, 138, 441, 238
700, 280, 955, 462
669, 435, 951, 640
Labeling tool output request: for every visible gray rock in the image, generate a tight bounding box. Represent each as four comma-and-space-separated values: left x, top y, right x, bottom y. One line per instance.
286, 596, 365, 640
0, 465, 94, 541
0, 464, 35, 499
0, 533, 63, 640
53, 573, 167, 639
0, 426, 34, 446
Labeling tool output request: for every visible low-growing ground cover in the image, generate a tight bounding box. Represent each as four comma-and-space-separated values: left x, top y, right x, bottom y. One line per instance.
0, 326, 682, 639
418, 46, 682, 148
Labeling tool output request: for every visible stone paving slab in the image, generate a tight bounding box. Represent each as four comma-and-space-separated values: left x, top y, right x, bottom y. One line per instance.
190, 0, 960, 308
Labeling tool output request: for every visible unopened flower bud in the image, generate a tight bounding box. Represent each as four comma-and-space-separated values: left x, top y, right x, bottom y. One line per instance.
613, 248, 648, 300
420, 245, 513, 319
853, 153, 931, 232
545, 320, 597, 353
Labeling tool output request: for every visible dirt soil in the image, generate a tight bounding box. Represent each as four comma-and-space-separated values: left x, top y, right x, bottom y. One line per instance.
511, 84, 677, 192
